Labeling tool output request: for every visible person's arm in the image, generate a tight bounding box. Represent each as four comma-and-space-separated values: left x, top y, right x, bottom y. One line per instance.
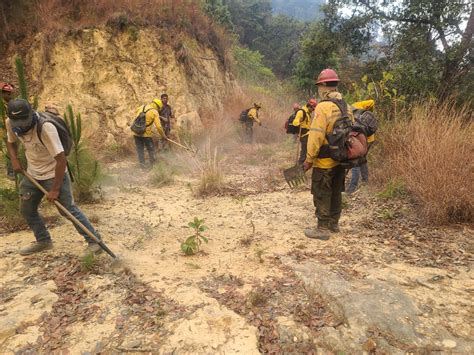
292, 110, 303, 127
5, 119, 22, 172
153, 111, 165, 138
304, 105, 327, 171
6, 141, 22, 173
47, 152, 66, 202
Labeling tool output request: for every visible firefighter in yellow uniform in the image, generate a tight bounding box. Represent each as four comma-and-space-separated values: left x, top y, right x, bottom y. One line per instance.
244, 103, 262, 143
303, 69, 354, 240
347, 99, 376, 193
132, 98, 165, 168
292, 98, 317, 165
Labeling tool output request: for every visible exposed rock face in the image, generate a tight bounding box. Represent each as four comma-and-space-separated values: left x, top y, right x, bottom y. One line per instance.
23, 28, 238, 145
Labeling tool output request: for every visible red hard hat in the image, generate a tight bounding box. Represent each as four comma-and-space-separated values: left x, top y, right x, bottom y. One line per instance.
1, 83, 14, 92
308, 98, 318, 108
316, 69, 340, 84
293, 103, 301, 110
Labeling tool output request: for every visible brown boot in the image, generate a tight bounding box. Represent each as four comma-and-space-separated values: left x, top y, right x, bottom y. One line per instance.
328, 222, 340, 233
83, 243, 103, 257
304, 227, 330, 240
20, 241, 53, 256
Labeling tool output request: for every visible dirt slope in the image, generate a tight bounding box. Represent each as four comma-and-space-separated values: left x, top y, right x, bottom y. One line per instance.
5, 27, 238, 146
1, 141, 472, 353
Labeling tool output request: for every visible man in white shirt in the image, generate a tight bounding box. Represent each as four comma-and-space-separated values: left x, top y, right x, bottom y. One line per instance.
6, 99, 102, 256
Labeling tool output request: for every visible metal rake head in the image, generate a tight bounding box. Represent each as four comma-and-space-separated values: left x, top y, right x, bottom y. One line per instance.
283, 165, 307, 189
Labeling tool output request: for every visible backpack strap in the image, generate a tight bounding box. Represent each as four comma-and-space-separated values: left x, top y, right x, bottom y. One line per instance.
142, 105, 155, 127
317, 98, 349, 159
36, 113, 75, 181
36, 114, 46, 146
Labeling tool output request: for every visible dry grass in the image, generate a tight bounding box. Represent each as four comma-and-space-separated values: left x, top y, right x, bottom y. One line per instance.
373, 100, 473, 224
193, 140, 224, 197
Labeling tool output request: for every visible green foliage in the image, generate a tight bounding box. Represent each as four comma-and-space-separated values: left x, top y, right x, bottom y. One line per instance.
380, 208, 396, 220
81, 252, 97, 271
180, 217, 209, 255
378, 179, 407, 199
226, 0, 307, 77
202, 0, 233, 28
336, 0, 473, 104
65, 105, 102, 202
232, 46, 276, 86
0, 186, 23, 229
150, 161, 175, 187
15, 57, 28, 100
293, 1, 372, 92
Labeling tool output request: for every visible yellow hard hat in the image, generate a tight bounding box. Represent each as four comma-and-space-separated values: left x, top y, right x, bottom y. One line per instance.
152, 98, 163, 110
352, 99, 375, 111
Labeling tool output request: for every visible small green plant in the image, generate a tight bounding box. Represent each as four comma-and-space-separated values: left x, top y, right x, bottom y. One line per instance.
128, 25, 139, 41
65, 105, 103, 201
81, 252, 97, 271
378, 179, 407, 199
150, 161, 175, 187
380, 208, 396, 220
0, 187, 23, 229
181, 217, 209, 255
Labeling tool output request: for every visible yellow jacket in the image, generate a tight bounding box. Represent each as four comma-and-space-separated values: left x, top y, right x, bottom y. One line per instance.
247, 108, 261, 124
292, 105, 312, 137
133, 104, 165, 138
306, 91, 354, 169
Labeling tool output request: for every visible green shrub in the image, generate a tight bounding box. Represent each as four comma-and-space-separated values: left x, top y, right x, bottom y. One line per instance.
65, 105, 103, 202
0, 187, 23, 229
378, 179, 407, 199
181, 217, 209, 255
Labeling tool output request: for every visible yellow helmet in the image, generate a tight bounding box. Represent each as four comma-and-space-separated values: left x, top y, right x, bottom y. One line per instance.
152, 98, 163, 110
352, 99, 374, 111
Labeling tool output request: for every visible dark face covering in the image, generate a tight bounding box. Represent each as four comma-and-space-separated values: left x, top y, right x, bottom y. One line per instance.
11, 112, 38, 136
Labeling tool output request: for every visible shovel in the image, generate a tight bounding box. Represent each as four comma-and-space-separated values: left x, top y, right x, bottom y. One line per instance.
22, 171, 118, 260
283, 126, 307, 188
166, 137, 197, 154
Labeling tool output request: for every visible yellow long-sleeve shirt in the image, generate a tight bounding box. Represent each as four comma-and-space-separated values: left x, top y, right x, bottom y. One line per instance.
306, 92, 354, 169
292, 105, 312, 137
133, 104, 165, 138
247, 108, 261, 124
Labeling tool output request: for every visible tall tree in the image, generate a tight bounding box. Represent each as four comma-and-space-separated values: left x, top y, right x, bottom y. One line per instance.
350, 0, 473, 98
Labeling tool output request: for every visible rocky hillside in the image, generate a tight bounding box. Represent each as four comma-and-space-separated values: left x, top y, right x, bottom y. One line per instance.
4, 27, 238, 146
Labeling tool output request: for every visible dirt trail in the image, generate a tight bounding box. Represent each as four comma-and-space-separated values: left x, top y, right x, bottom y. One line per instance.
0, 143, 473, 353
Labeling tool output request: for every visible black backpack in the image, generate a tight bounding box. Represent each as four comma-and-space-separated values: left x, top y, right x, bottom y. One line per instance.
239, 108, 251, 123
318, 98, 368, 167
36, 112, 73, 156
353, 109, 378, 137
286, 109, 308, 135
131, 106, 153, 135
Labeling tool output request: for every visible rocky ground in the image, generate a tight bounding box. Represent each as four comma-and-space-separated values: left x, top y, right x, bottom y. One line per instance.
0, 141, 473, 354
